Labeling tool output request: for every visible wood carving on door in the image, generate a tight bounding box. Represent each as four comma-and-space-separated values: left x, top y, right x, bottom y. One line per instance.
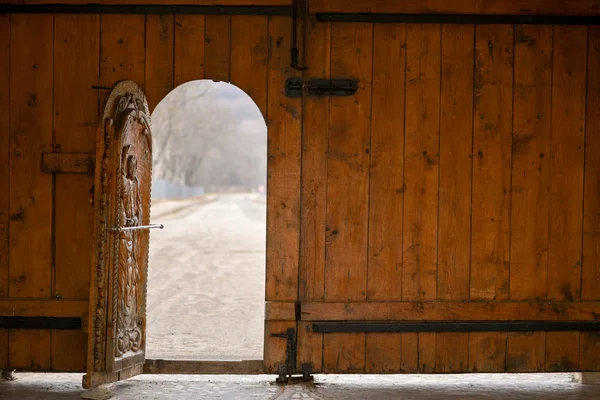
85, 80, 152, 388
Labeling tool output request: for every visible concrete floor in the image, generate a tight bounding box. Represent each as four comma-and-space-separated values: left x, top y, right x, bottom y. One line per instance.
1, 373, 599, 399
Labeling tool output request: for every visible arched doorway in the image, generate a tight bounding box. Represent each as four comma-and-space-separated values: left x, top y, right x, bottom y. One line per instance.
146, 80, 267, 360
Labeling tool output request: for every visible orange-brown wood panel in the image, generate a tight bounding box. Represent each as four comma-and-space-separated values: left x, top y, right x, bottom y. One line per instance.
308, 0, 600, 16
51, 330, 87, 371
174, 15, 205, 86
99, 14, 145, 89
299, 17, 330, 303
506, 332, 545, 372
53, 15, 99, 300
9, 329, 52, 370
365, 333, 401, 373
437, 24, 474, 301
418, 332, 436, 372
324, 22, 372, 302
264, 16, 301, 302
580, 332, 600, 370
509, 25, 553, 301
367, 23, 405, 302
468, 332, 506, 372
470, 24, 512, 301
230, 16, 268, 115
9, 14, 54, 299
323, 333, 365, 372
204, 15, 232, 82
582, 26, 600, 301
0, 0, 292, 4
402, 23, 440, 302
0, 14, 8, 299
297, 321, 323, 372
435, 332, 468, 372
145, 14, 175, 112
547, 26, 587, 302
545, 331, 580, 371
400, 333, 418, 372
263, 320, 295, 372
0, 329, 6, 369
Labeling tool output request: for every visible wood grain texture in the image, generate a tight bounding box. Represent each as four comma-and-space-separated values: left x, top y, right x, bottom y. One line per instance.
42, 153, 95, 174
580, 332, 600, 370
9, 14, 54, 298
145, 14, 174, 112
545, 331, 580, 371
400, 333, 418, 372
0, 0, 291, 4
54, 14, 99, 300
0, 14, 9, 299
301, 301, 600, 321
367, 23, 405, 301
265, 301, 296, 320
264, 16, 301, 302
0, 300, 88, 317
0, 329, 6, 369
365, 333, 401, 373
296, 321, 323, 372
418, 332, 436, 372
437, 24, 474, 301
174, 15, 205, 87
324, 22, 372, 302
263, 321, 295, 373
509, 25, 553, 301
99, 14, 145, 88
52, 330, 87, 371
402, 23, 441, 302
323, 333, 365, 372
8, 329, 51, 370
582, 26, 600, 301
230, 16, 268, 115
309, 0, 600, 16
470, 24, 513, 301
468, 332, 506, 372
299, 17, 330, 303
506, 332, 545, 372
547, 26, 587, 302
436, 332, 468, 372
204, 15, 231, 82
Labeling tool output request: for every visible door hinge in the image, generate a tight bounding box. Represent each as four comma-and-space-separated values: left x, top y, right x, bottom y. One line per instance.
285, 78, 358, 98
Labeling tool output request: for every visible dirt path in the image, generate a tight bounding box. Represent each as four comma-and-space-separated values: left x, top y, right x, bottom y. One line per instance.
146, 193, 266, 360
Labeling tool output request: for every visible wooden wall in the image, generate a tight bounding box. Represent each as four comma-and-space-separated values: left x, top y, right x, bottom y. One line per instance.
293, 20, 600, 373
0, 12, 300, 372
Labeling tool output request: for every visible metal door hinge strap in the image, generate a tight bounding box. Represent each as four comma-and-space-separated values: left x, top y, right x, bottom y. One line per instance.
312, 321, 600, 334
109, 223, 164, 232
0, 316, 81, 330
285, 78, 358, 98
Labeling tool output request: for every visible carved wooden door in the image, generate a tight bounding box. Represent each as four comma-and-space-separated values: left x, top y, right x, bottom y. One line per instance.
84, 80, 155, 389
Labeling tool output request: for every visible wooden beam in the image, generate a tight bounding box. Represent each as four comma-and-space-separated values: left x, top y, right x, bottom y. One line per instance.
309, 0, 600, 16
42, 152, 94, 174
0, 300, 88, 317
265, 301, 296, 320
143, 359, 264, 374
300, 302, 600, 321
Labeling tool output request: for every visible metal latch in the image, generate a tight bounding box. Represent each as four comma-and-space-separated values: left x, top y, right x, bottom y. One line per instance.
108, 223, 164, 232
285, 78, 358, 98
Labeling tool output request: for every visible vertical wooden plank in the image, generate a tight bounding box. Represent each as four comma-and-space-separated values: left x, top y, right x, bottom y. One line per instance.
299, 17, 330, 303
470, 24, 513, 301
230, 16, 267, 116
9, 14, 53, 298
0, 329, 6, 369
54, 15, 99, 300
402, 24, 441, 303
547, 25, 587, 302
367, 23, 405, 301
99, 15, 145, 89
436, 25, 474, 372
264, 321, 295, 372
509, 25, 553, 301
145, 14, 174, 112
437, 24, 474, 301
418, 332, 436, 372
323, 333, 365, 373
365, 333, 401, 373
582, 26, 600, 300
204, 15, 231, 82
506, 332, 545, 372
264, 16, 300, 302
580, 333, 600, 371
468, 332, 506, 372
545, 332, 580, 371
51, 330, 86, 372
297, 321, 323, 372
8, 330, 52, 370
0, 14, 9, 300
324, 22, 372, 302
174, 15, 205, 87
400, 333, 418, 372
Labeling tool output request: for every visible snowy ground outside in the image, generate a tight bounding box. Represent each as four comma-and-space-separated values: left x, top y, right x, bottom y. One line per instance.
146, 192, 266, 360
